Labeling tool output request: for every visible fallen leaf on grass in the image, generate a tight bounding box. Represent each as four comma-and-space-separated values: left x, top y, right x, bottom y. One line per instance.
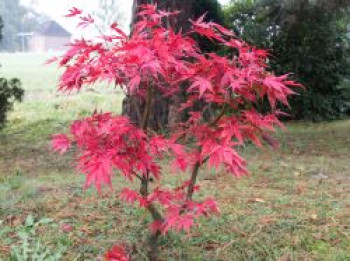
60, 223, 73, 233
0, 245, 10, 255
5, 215, 22, 227
259, 164, 272, 171
296, 182, 308, 195
231, 227, 247, 237
312, 233, 324, 240
82, 213, 104, 222
310, 214, 318, 221
105, 245, 130, 261
260, 216, 277, 225
247, 198, 266, 203
72, 237, 91, 247
80, 226, 97, 236
293, 171, 301, 177
277, 254, 291, 261
330, 238, 342, 246
204, 241, 220, 250
36, 186, 55, 194
56, 211, 78, 219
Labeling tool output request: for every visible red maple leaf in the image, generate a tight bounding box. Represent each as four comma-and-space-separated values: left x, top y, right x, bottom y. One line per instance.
51, 134, 70, 154
189, 77, 213, 98
64, 7, 82, 18
77, 14, 95, 28
105, 245, 129, 261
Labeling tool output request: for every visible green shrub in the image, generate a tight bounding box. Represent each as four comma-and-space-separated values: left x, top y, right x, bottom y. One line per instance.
225, 0, 350, 121
0, 77, 24, 128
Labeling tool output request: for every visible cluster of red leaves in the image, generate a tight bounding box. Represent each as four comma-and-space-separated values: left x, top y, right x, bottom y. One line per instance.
53, 113, 185, 192
105, 245, 129, 261
52, 4, 300, 234
120, 182, 219, 234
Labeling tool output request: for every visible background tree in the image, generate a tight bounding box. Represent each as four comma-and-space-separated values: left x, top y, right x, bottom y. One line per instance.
123, 0, 225, 130
0, 0, 26, 51
92, 0, 125, 32
0, 16, 3, 43
225, 0, 350, 121
0, 0, 45, 52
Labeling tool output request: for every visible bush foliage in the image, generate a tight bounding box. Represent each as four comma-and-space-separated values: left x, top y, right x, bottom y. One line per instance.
0, 77, 24, 127
225, 0, 350, 121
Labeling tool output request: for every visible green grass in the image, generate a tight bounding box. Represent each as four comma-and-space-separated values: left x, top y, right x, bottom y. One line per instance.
0, 53, 350, 260
0, 53, 124, 177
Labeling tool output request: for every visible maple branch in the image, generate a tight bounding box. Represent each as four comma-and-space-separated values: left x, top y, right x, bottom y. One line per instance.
133, 171, 143, 181
185, 152, 213, 202
139, 84, 160, 218
140, 175, 163, 221
138, 83, 161, 220
186, 104, 228, 202
93, 23, 111, 50
186, 161, 201, 201
139, 174, 162, 261
138, 83, 163, 260
209, 104, 228, 127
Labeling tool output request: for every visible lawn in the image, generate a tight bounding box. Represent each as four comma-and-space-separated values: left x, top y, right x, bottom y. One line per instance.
0, 53, 349, 260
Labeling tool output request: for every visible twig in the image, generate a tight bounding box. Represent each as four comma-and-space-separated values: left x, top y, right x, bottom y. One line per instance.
209, 104, 228, 127
185, 104, 228, 201
216, 239, 237, 255
248, 225, 264, 243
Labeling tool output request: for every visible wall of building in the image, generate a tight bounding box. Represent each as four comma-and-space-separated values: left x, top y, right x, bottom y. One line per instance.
28, 35, 70, 52
28, 35, 45, 52
44, 36, 71, 52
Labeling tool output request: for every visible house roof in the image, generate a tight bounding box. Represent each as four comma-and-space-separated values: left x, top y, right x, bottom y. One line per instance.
35, 20, 71, 37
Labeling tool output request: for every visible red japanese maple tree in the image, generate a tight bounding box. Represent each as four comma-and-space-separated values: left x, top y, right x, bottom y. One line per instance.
52, 5, 299, 260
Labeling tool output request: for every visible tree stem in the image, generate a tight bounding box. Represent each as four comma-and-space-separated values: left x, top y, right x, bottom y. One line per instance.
209, 104, 227, 127
186, 161, 201, 201
186, 104, 228, 201
137, 84, 162, 260
148, 230, 161, 261
140, 176, 163, 261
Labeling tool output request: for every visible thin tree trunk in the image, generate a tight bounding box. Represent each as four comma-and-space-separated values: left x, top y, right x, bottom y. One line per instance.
147, 230, 161, 261
123, 2, 195, 259
139, 174, 163, 261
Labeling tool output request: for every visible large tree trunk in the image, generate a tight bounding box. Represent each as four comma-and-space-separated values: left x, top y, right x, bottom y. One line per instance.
131, 0, 194, 31
122, 0, 195, 130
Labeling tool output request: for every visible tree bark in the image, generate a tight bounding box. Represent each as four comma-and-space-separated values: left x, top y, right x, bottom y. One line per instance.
122, 0, 195, 130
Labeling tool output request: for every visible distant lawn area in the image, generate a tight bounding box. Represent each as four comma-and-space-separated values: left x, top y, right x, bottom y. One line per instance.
0, 53, 349, 260
0, 53, 124, 175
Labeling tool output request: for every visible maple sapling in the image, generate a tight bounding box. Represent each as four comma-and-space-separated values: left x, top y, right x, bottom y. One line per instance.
52, 4, 299, 260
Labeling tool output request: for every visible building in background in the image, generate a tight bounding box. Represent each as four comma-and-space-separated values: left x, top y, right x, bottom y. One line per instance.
18, 20, 71, 52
